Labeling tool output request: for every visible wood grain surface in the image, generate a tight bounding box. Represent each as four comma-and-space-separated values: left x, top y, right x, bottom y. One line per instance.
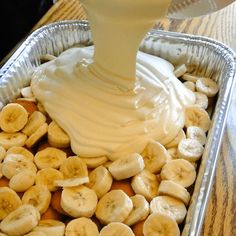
34, 0, 236, 235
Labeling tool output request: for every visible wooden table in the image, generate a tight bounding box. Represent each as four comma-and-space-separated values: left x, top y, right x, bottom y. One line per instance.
34, 0, 236, 235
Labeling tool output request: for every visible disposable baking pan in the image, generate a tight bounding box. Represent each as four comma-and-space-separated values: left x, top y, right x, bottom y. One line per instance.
0, 20, 236, 236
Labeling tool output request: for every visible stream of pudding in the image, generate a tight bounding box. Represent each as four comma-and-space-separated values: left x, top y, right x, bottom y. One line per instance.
31, 0, 195, 160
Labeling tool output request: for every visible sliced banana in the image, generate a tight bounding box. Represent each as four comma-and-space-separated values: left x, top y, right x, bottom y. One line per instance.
48, 121, 70, 148
177, 138, 204, 162
86, 165, 113, 198
167, 147, 179, 160
165, 129, 186, 149
131, 169, 159, 201
124, 194, 149, 226
22, 111, 46, 136
160, 159, 196, 188
143, 213, 180, 236
196, 77, 219, 97
21, 86, 34, 99
0, 146, 6, 162
6, 146, 34, 161
186, 126, 207, 146
142, 140, 168, 174
185, 105, 211, 132
150, 196, 187, 224
0, 204, 40, 236
0, 187, 22, 220
108, 153, 144, 180
194, 92, 208, 109
22, 185, 51, 214
0, 103, 28, 133
0, 132, 27, 150
2, 154, 37, 179
65, 217, 99, 236
33, 220, 65, 236
158, 180, 190, 205
9, 170, 36, 192
182, 73, 199, 82
174, 64, 187, 78
61, 185, 97, 218
183, 81, 195, 92
99, 222, 135, 236
34, 147, 67, 170
25, 123, 48, 149
25, 232, 47, 236
35, 168, 63, 192
80, 155, 108, 169
95, 189, 133, 224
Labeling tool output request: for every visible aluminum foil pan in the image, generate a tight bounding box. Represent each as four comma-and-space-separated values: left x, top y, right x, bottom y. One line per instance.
0, 20, 236, 236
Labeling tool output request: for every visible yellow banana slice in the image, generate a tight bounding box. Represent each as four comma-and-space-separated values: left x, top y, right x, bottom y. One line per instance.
158, 180, 190, 205
194, 92, 208, 109
25, 232, 47, 236
186, 126, 207, 146
33, 220, 65, 236
0, 146, 6, 162
160, 159, 196, 188
80, 155, 108, 169
183, 81, 195, 91
142, 140, 168, 174
182, 73, 199, 82
131, 169, 159, 201
48, 121, 70, 148
195, 77, 219, 97
124, 194, 150, 226
0, 103, 28, 133
61, 186, 97, 218
143, 213, 180, 236
21, 86, 34, 99
150, 196, 187, 224
65, 217, 99, 236
99, 222, 135, 236
7, 146, 34, 161
22, 185, 51, 214
108, 153, 144, 180
174, 64, 187, 78
34, 147, 67, 170
95, 189, 133, 224
0, 204, 40, 236
165, 129, 186, 149
86, 165, 113, 198
0, 132, 27, 150
35, 168, 63, 192
22, 111, 46, 136
0, 187, 22, 220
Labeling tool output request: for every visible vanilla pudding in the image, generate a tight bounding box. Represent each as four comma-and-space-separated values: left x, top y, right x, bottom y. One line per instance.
31, 0, 195, 160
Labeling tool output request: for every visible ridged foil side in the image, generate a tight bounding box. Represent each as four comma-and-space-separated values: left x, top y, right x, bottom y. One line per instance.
0, 20, 236, 236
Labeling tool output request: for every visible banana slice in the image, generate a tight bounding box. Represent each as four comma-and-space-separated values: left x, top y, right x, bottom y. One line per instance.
86, 165, 113, 198
25, 123, 48, 149
174, 64, 187, 78
9, 170, 36, 192
0, 132, 27, 150
177, 138, 204, 162
182, 73, 199, 82
80, 156, 108, 169
150, 196, 187, 224
0, 187, 22, 220
25, 232, 47, 236
22, 111, 46, 136
22, 185, 51, 214
143, 213, 180, 236
35, 168, 64, 192
165, 129, 186, 149
95, 189, 133, 224
100, 222, 135, 236
194, 92, 208, 109
0, 163, 3, 179
0, 204, 40, 236
185, 105, 211, 132
21, 86, 34, 98
167, 147, 179, 160
131, 169, 159, 201
2, 154, 37, 179
160, 159, 196, 188
0, 103, 28, 133
65, 217, 99, 236
7, 146, 34, 161
34, 147, 67, 170
33, 220, 65, 236
48, 121, 70, 148
124, 194, 150, 226
0, 232, 8, 236
158, 180, 190, 205
61, 186, 97, 218
196, 77, 219, 97
108, 153, 144, 180
0, 146, 6, 162
186, 126, 207, 146
183, 81, 195, 91
142, 140, 168, 174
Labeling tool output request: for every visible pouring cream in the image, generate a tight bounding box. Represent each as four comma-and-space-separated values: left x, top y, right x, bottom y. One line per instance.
31, 0, 195, 160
